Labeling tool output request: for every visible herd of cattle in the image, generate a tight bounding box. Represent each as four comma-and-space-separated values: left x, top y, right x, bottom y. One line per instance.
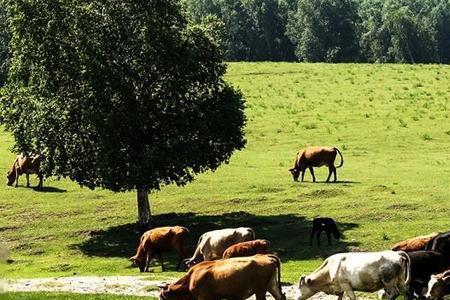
129, 225, 450, 300
6, 148, 450, 300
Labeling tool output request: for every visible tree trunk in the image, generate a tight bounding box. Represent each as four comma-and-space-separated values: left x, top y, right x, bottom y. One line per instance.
137, 188, 152, 231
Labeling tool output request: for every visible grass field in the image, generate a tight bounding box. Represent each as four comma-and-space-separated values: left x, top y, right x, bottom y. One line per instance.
1, 63, 450, 285
2, 293, 148, 300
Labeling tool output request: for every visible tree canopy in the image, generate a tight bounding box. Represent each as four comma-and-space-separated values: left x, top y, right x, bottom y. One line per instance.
0, 2, 9, 87
0, 0, 246, 226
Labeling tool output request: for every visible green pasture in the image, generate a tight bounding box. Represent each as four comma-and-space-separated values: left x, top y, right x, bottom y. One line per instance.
1, 63, 450, 284
2, 293, 150, 300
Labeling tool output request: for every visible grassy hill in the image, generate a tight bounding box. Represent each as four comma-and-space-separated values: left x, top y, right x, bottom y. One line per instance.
1, 63, 450, 284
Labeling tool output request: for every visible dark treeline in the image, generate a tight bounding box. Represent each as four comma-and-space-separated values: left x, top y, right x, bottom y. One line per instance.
187, 0, 450, 63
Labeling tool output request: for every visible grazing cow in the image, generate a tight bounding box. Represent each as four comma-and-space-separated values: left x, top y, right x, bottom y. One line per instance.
392, 233, 439, 252
222, 239, 270, 259
159, 254, 286, 300
425, 231, 450, 257
289, 147, 344, 183
130, 226, 189, 272
6, 153, 43, 190
310, 217, 341, 246
185, 227, 255, 267
403, 251, 450, 300
425, 269, 450, 300
294, 251, 410, 300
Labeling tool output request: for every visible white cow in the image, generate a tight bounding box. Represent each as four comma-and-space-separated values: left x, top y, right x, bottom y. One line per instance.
186, 227, 255, 267
295, 251, 411, 300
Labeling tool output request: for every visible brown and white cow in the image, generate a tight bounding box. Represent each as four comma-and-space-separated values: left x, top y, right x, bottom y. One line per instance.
295, 251, 410, 300
159, 254, 286, 300
289, 147, 343, 183
425, 269, 450, 300
130, 226, 189, 272
185, 227, 255, 267
392, 233, 439, 252
222, 239, 270, 259
6, 153, 43, 190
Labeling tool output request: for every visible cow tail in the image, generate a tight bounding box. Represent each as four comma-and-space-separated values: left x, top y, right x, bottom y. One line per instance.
399, 251, 411, 286
269, 254, 283, 293
189, 234, 204, 262
334, 147, 344, 168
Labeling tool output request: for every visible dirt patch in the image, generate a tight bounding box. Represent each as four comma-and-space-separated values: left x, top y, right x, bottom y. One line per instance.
5, 276, 375, 299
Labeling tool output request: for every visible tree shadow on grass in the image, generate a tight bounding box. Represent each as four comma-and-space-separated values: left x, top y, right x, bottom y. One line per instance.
74, 212, 359, 270
33, 186, 67, 193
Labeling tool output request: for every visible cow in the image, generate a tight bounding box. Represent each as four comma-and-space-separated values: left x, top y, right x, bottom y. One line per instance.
222, 239, 270, 259
289, 147, 344, 183
6, 153, 43, 190
310, 217, 341, 246
185, 227, 255, 267
392, 233, 439, 252
403, 251, 450, 300
425, 231, 450, 257
425, 269, 450, 300
159, 254, 286, 300
130, 226, 189, 272
294, 251, 410, 300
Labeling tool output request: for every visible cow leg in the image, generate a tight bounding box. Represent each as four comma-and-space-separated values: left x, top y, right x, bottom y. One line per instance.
14, 168, 19, 187
309, 167, 316, 182
301, 170, 305, 182
326, 231, 332, 245
310, 229, 316, 246
37, 173, 43, 190
316, 231, 322, 246
26, 174, 30, 187
326, 166, 333, 182
332, 166, 337, 182
337, 293, 344, 300
156, 253, 165, 272
144, 252, 151, 272
342, 284, 357, 300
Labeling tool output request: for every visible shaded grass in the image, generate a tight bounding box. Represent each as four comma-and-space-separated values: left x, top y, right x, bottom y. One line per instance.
1, 63, 450, 284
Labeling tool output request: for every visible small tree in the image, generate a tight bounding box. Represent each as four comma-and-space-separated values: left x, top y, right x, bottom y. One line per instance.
1, 0, 246, 229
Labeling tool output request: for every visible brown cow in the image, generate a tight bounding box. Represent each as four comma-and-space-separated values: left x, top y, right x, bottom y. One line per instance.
392, 233, 439, 252
222, 239, 270, 259
289, 147, 343, 183
159, 254, 286, 300
130, 226, 189, 272
6, 153, 43, 190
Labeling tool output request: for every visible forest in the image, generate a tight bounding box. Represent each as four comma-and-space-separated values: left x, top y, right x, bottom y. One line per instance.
187, 0, 450, 63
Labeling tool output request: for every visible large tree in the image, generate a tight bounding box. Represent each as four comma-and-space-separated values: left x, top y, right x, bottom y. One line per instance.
0, 0, 246, 229
0, 2, 9, 87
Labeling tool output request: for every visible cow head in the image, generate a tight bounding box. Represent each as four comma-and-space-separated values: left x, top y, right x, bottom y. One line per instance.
425, 275, 450, 300
295, 275, 315, 300
289, 168, 300, 181
158, 283, 194, 300
129, 255, 146, 272
6, 170, 15, 186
